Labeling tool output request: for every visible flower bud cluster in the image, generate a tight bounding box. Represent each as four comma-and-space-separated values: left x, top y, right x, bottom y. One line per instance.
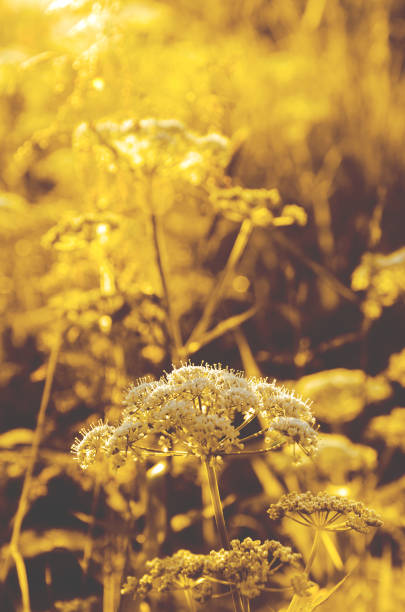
43, 211, 120, 251
351, 247, 405, 319
267, 491, 383, 533
209, 185, 307, 227
122, 538, 307, 602
204, 538, 302, 598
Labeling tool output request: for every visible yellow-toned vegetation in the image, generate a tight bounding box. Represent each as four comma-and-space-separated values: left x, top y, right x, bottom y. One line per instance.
0, 0, 404, 611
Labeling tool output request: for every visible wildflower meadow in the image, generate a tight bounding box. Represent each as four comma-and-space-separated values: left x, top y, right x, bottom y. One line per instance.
0, 1, 404, 611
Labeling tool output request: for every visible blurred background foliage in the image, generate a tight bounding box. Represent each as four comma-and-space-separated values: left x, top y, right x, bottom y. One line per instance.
0, 0, 405, 610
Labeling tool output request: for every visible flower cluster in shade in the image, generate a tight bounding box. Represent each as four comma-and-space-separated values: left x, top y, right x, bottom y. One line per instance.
121, 538, 309, 603
71, 363, 319, 468
267, 491, 383, 534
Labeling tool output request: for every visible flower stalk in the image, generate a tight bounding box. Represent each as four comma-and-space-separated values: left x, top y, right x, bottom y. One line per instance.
203, 457, 246, 612
304, 528, 321, 576
147, 173, 183, 363
184, 587, 197, 612
187, 218, 253, 348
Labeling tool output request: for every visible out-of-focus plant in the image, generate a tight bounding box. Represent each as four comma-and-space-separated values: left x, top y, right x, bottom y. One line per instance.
352, 248, 405, 320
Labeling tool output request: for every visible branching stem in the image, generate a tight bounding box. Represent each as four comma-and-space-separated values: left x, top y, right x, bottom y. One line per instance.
147, 174, 183, 363
188, 218, 253, 346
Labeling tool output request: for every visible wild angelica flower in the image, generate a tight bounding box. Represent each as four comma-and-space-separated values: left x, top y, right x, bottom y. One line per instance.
255, 382, 315, 425
94, 117, 230, 182
71, 421, 115, 469
203, 538, 305, 599
267, 491, 383, 534
122, 538, 307, 603
122, 549, 209, 602
209, 185, 307, 227
269, 417, 318, 455
75, 363, 318, 466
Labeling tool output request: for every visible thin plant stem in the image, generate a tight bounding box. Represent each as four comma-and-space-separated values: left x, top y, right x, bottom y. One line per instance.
184, 588, 197, 612
147, 174, 183, 363
243, 596, 251, 612
270, 230, 358, 304
200, 463, 216, 547
203, 458, 230, 550
203, 458, 245, 612
1, 325, 62, 611
219, 440, 284, 457
304, 528, 321, 575
184, 306, 257, 357
82, 476, 102, 575
187, 218, 253, 346
287, 528, 321, 612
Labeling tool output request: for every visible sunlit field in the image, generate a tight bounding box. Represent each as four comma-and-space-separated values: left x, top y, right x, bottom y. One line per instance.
1, 1, 405, 611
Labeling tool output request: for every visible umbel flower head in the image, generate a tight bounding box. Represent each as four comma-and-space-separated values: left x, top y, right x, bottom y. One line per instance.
267, 491, 383, 534
71, 420, 115, 469
72, 363, 318, 468
121, 538, 309, 603
122, 548, 209, 603
91, 117, 230, 182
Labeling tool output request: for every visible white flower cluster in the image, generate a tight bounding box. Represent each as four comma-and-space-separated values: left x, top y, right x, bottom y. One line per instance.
71, 420, 115, 469
95, 117, 230, 182
269, 417, 318, 455
72, 363, 318, 468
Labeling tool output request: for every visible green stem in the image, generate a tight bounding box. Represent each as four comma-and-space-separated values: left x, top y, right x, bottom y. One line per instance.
203, 458, 245, 612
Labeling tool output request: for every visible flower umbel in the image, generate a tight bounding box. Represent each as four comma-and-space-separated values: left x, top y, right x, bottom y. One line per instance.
71, 420, 115, 469
122, 549, 209, 602
267, 491, 383, 534
204, 538, 304, 599
71, 363, 318, 465
122, 538, 307, 603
